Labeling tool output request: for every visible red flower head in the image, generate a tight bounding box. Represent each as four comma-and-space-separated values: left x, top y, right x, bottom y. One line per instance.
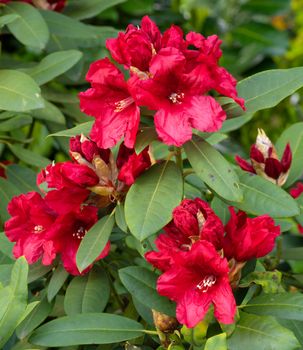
0, 0, 66, 11
290, 182, 303, 234
106, 16, 162, 72
157, 240, 236, 328
79, 58, 140, 149
223, 207, 281, 262
129, 47, 227, 146
145, 198, 224, 271
50, 206, 110, 275
4, 192, 57, 265
235, 129, 292, 186
172, 198, 224, 249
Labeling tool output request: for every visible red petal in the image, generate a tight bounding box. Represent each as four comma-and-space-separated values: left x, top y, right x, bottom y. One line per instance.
235, 155, 255, 173
280, 143, 292, 172
264, 158, 283, 180
250, 144, 265, 163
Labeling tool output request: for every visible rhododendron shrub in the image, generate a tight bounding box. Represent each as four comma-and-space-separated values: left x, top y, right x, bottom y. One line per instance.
2, 13, 303, 350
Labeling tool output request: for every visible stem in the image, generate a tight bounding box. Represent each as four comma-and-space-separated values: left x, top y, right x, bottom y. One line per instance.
143, 330, 159, 335
183, 169, 194, 178
174, 146, 183, 171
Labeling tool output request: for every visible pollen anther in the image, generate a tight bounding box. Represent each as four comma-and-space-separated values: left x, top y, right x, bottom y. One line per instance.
114, 97, 134, 112
196, 275, 216, 292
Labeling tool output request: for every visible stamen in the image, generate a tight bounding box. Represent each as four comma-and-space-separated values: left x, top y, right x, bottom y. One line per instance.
72, 226, 87, 240
114, 97, 134, 112
196, 275, 216, 293
33, 225, 45, 234
169, 92, 184, 104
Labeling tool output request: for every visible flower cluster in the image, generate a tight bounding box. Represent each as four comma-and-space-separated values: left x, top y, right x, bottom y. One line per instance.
0, 0, 66, 11
236, 129, 292, 186
145, 198, 280, 328
4, 135, 151, 274
290, 182, 303, 234
79, 16, 245, 149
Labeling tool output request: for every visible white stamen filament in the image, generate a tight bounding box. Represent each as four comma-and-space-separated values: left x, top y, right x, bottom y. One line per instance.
196, 275, 216, 293
33, 225, 45, 234
114, 97, 134, 112
169, 92, 184, 104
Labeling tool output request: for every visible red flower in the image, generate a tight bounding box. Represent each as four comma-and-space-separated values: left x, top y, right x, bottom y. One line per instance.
4, 192, 57, 265
0, 0, 66, 11
117, 144, 151, 186
235, 129, 292, 186
129, 47, 226, 146
157, 240, 236, 328
223, 207, 280, 262
106, 16, 161, 72
50, 206, 110, 275
290, 182, 303, 234
79, 58, 140, 149
145, 225, 192, 272
172, 198, 224, 249
145, 198, 224, 271
37, 162, 99, 192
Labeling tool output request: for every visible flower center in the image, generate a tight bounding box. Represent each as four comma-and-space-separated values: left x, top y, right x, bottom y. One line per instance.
196, 275, 216, 293
33, 225, 45, 234
72, 226, 87, 240
169, 92, 184, 104
114, 97, 134, 112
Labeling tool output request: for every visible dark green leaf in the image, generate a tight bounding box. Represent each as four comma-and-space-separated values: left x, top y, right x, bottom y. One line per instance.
64, 0, 126, 20
31, 100, 65, 124
115, 203, 128, 233
4, 3, 49, 49
0, 70, 44, 111
277, 319, 303, 346
227, 172, 299, 217
0, 177, 21, 222
48, 122, 93, 138
6, 164, 37, 193
22, 50, 83, 86
135, 127, 158, 154
64, 267, 110, 316
241, 293, 303, 320
8, 145, 50, 168
205, 333, 227, 350
47, 265, 69, 302
125, 161, 183, 241
16, 298, 53, 340
228, 312, 299, 350
0, 14, 19, 28
184, 137, 243, 202
0, 115, 32, 131
76, 214, 115, 272
29, 313, 144, 346
276, 122, 303, 187
119, 266, 176, 316
282, 248, 303, 261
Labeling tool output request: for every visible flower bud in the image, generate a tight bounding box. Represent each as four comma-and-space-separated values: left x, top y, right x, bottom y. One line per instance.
235, 129, 292, 186
152, 310, 179, 333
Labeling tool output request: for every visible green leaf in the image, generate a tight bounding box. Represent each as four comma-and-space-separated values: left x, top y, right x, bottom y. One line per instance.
64, 267, 110, 316
227, 172, 299, 217
211, 196, 230, 225
16, 298, 52, 340
228, 312, 299, 350
40, 10, 97, 39
125, 161, 183, 241
29, 313, 144, 346
22, 50, 83, 86
48, 121, 93, 138
0, 177, 21, 222
119, 266, 176, 316
0, 114, 32, 131
220, 113, 254, 133
205, 333, 227, 350
184, 137, 243, 202
241, 293, 303, 320
8, 145, 50, 168
47, 265, 69, 302
0, 232, 14, 260
0, 70, 44, 111
277, 319, 303, 346
282, 247, 303, 260
135, 127, 158, 154
0, 14, 19, 28
31, 100, 65, 124
4, 2, 49, 49
6, 164, 37, 193
115, 203, 128, 233
0, 257, 29, 348
227, 67, 303, 116
239, 271, 283, 293
64, 0, 126, 20
276, 122, 303, 187
76, 214, 115, 272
